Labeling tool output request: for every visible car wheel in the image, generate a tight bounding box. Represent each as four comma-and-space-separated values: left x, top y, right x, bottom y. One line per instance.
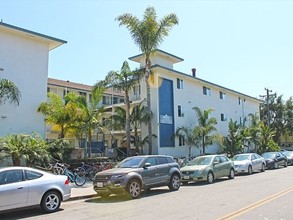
274, 161, 279, 169
207, 172, 214, 184
127, 179, 141, 199
261, 163, 265, 172
41, 191, 61, 213
75, 172, 86, 186
168, 173, 180, 191
228, 169, 235, 179
247, 165, 253, 175
284, 161, 288, 167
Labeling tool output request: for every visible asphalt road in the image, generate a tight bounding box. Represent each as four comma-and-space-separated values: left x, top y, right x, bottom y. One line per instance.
1, 165, 293, 220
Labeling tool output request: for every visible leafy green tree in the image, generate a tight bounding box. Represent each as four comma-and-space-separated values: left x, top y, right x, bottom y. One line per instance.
175, 126, 201, 158
258, 121, 280, 154
104, 61, 143, 155
116, 6, 179, 154
48, 139, 73, 162
38, 92, 79, 138
223, 119, 243, 157
247, 113, 261, 153
260, 94, 293, 145
0, 133, 49, 166
193, 107, 218, 155
0, 78, 21, 105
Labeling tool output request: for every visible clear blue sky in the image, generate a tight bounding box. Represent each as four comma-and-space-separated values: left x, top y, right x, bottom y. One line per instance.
1, 0, 292, 100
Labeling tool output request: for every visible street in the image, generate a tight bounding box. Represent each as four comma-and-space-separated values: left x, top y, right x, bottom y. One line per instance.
1, 166, 293, 220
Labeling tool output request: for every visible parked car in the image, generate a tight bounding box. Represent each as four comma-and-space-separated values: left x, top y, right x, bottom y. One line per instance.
232, 153, 266, 174
261, 152, 288, 169
280, 151, 293, 165
180, 155, 235, 184
0, 166, 71, 213
93, 155, 181, 199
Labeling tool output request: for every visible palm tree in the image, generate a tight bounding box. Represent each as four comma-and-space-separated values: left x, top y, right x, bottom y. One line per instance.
258, 121, 280, 154
175, 126, 201, 158
0, 133, 49, 166
193, 107, 218, 155
223, 119, 243, 157
104, 61, 143, 156
116, 6, 179, 154
38, 92, 78, 138
0, 78, 21, 105
74, 83, 108, 158
248, 113, 261, 153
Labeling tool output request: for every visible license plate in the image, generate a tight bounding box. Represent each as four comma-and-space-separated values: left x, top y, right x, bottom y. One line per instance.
96, 182, 103, 187
183, 176, 190, 180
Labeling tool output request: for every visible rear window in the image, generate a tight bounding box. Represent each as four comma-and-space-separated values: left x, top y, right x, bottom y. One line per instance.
25, 170, 43, 180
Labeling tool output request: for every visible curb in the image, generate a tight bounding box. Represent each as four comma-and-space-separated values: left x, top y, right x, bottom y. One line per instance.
67, 194, 97, 202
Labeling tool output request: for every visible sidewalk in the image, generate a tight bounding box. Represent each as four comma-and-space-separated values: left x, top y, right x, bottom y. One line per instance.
68, 180, 97, 201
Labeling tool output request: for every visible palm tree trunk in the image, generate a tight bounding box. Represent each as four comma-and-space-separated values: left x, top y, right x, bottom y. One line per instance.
202, 137, 205, 155
145, 60, 153, 155
125, 92, 131, 156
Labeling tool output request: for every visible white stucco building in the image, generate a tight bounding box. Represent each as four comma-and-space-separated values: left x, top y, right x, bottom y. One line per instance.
0, 22, 66, 138
130, 50, 261, 157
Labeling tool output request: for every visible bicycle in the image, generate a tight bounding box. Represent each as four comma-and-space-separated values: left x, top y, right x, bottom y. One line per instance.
76, 162, 96, 181
63, 164, 86, 186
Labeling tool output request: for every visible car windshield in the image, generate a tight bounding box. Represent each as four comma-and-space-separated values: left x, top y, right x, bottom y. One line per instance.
233, 155, 250, 161
282, 151, 293, 157
262, 153, 276, 159
187, 156, 212, 166
117, 157, 144, 168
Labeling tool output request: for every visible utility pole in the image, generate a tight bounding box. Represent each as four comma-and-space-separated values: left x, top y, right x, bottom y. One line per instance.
260, 88, 276, 126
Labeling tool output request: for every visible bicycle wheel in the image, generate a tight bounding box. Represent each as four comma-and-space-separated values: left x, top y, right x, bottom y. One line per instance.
88, 170, 96, 181
74, 172, 86, 186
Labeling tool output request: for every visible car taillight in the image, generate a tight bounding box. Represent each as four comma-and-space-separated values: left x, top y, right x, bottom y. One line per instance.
64, 179, 70, 185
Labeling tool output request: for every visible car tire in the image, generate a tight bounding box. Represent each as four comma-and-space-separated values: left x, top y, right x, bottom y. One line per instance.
168, 173, 180, 191
247, 165, 253, 175
261, 163, 265, 172
284, 161, 288, 167
41, 191, 61, 213
207, 172, 214, 184
228, 169, 235, 179
127, 179, 141, 199
274, 161, 279, 169
75, 172, 86, 186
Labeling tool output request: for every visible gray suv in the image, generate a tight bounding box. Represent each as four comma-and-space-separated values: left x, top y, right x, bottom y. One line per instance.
93, 155, 181, 199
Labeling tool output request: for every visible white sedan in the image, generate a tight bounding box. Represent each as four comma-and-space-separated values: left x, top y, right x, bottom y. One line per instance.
0, 166, 71, 213
232, 153, 266, 174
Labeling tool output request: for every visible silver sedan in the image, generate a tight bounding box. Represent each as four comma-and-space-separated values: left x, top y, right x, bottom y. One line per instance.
233, 153, 266, 174
0, 166, 71, 213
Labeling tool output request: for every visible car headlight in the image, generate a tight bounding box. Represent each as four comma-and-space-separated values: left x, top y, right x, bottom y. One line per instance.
112, 174, 126, 179
194, 169, 204, 175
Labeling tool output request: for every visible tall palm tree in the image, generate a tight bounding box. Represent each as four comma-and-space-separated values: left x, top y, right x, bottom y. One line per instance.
193, 107, 218, 155
224, 119, 243, 157
0, 78, 21, 105
116, 6, 179, 154
104, 61, 143, 156
248, 113, 261, 153
74, 83, 107, 158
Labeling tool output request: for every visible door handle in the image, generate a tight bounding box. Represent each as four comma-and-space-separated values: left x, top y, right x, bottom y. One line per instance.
17, 187, 23, 189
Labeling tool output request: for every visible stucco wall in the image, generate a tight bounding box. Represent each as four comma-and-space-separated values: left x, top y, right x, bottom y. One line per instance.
0, 30, 48, 137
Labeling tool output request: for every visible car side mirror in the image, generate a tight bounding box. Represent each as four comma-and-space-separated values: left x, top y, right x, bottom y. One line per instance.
213, 161, 219, 165
143, 163, 151, 168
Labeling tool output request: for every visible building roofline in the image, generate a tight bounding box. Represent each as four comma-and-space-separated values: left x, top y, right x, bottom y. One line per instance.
129, 49, 184, 64
0, 22, 67, 50
151, 64, 262, 102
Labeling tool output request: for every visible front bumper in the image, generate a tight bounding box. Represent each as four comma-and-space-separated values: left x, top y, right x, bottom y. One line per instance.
181, 171, 206, 182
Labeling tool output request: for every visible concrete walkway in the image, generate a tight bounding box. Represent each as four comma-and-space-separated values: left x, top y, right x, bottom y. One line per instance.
68, 180, 96, 201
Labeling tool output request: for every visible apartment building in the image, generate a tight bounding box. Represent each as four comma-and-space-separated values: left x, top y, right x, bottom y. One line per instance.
0, 22, 66, 138
130, 50, 261, 157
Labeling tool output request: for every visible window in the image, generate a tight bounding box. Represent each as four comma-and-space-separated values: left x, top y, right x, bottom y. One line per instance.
79, 92, 86, 97
221, 113, 227, 121
238, 97, 241, 105
178, 105, 184, 117
203, 86, 211, 96
0, 170, 23, 185
157, 157, 169, 165
219, 91, 226, 100
179, 135, 185, 146
145, 157, 157, 166
177, 78, 183, 89
25, 170, 43, 180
